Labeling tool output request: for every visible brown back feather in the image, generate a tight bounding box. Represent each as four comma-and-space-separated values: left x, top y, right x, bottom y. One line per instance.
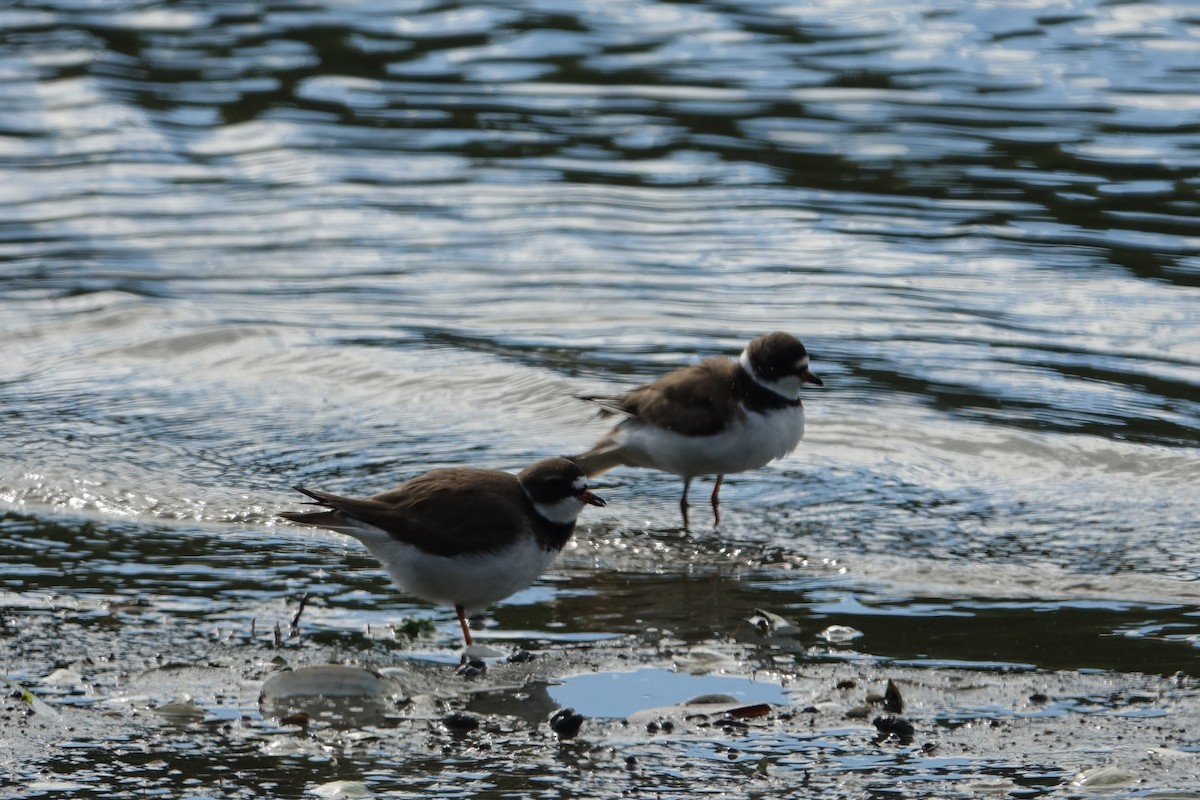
284, 468, 531, 557
613, 357, 744, 436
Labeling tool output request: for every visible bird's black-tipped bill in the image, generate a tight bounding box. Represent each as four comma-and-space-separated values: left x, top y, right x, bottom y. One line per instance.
802, 368, 823, 387
581, 489, 606, 507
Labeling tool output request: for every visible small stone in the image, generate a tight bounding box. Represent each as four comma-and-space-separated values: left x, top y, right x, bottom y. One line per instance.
154, 695, 205, 720
312, 780, 371, 798
818, 625, 863, 643
1072, 766, 1138, 789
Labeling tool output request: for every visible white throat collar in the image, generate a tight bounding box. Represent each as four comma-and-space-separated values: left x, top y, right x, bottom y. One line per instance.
529, 494, 585, 525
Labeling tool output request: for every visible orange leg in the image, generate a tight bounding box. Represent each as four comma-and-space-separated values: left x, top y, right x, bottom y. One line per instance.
455, 605, 473, 647
710, 474, 724, 526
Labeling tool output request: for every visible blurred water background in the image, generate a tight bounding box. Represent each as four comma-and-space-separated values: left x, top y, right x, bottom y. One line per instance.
2, 0, 1200, 743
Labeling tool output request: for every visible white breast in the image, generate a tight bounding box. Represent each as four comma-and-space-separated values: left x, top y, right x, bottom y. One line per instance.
617, 405, 806, 479
340, 522, 561, 617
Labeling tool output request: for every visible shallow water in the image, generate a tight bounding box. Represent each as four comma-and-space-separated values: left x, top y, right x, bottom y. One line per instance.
2, 0, 1199, 796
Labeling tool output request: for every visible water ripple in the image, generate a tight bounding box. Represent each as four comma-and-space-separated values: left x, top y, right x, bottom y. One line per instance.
1, 0, 1197, 589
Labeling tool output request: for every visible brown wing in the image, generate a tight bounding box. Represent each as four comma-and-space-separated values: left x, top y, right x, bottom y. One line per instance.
285, 468, 529, 558
614, 357, 744, 437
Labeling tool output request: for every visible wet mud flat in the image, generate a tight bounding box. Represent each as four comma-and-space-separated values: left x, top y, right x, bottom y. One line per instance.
3, 605, 1199, 800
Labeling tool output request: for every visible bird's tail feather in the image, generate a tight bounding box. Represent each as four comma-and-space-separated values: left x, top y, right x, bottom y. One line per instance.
568, 445, 630, 477
279, 509, 345, 528
574, 394, 635, 418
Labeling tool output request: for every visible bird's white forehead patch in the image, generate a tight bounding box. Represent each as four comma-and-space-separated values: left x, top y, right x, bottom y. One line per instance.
794, 355, 809, 371
572, 475, 588, 491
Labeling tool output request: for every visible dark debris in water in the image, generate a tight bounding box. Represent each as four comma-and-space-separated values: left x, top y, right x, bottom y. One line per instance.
455, 658, 487, 679
883, 679, 904, 713
442, 711, 481, 734
872, 714, 916, 745
549, 707, 585, 740
863, 678, 905, 714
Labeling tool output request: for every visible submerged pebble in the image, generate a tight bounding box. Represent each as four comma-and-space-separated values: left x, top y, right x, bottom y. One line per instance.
153, 695, 205, 720
1072, 766, 1139, 789
312, 781, 372, 798
260, 665, 398, 701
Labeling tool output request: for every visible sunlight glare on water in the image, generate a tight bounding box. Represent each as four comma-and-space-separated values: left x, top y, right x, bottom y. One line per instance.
2, 0, 1197, 580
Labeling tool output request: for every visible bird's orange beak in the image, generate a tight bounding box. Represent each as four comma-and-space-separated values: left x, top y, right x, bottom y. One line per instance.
581, 489, 606, 507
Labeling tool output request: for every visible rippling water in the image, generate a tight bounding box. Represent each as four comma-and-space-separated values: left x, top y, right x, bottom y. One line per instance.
2, 0, 1199, 795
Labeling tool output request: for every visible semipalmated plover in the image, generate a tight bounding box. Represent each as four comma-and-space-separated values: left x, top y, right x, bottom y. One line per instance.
279, 457, 605, 647
571, 332, 821, 527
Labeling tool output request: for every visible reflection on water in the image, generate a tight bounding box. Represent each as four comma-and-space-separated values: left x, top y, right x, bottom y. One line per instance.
1, 0, 1199, 795
5, 510, 1198, 679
